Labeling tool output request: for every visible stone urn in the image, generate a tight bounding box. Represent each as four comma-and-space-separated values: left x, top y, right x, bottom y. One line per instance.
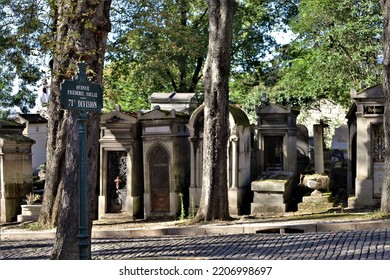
303, 174, 330, 196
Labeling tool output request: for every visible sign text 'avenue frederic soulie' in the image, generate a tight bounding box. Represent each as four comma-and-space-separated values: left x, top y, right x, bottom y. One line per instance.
61, 80, 103, 111
60, 63, 103, 112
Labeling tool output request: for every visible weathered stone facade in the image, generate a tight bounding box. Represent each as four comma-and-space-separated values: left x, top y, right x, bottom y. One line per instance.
138, 108, 191, 218
98, 93, 255, 219
250, 103, 309, 215
186, 104, 253, 216
346, 85, 385, 209
98, 110, 144, 219
0, 120, 34, 222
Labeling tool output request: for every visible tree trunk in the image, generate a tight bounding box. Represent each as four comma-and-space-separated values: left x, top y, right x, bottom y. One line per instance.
195, 0, 236, 222
381, 0, 390, 212
38, 5, 64, 228
37, 0, 111, 259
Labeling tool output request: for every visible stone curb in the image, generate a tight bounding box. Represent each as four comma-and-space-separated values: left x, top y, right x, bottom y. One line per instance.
1, 219, 390, 241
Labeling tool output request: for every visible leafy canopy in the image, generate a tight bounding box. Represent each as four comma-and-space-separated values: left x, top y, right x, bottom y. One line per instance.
268, 0, 382, 109
104, 0, 298, 112
0, 0, 50, 114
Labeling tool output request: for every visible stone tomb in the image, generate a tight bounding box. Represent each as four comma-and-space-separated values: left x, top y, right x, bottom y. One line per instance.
256, 104, 299, 173
138, 108, 191, 218
346, 85, 385, 208
99, 110, 144, 219
251, 103, 306, 215
98, 92, 197, 219
251, 172, 294, 215
0, 120, 34, 222
186, 104, 252, 216
17, 204, 41, 222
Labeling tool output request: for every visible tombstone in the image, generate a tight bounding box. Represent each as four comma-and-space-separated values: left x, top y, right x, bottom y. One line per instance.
138, 107, 191, 218
186, 104, 252, 216
256, 104, 299, 173
0, 120, 34, 222
346, 85, 384, 208
251, 103, 303, 215
99, 111, 144, 219
251, 171, 294, 215
296, 124, 310, 173
313, 123, 325, 174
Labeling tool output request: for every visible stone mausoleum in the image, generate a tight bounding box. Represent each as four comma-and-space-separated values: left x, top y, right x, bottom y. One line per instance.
186, 104, 253, 215
97, 91, 312, 220
346, 84, 385, 208
98, 92, 257, 219
0, 120, 34, 222
251, 103, 310, 215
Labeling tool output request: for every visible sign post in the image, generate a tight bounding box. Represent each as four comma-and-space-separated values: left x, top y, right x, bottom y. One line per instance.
60, 62, 103, 260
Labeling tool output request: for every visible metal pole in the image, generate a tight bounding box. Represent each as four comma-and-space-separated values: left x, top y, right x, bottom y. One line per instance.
77, 110, 89, 259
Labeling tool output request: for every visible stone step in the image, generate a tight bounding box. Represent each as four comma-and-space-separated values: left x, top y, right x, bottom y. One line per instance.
297, 202, 334, 212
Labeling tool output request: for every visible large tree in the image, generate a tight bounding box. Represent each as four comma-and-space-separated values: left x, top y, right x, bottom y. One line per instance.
103, 0, 297, 112
194, 0, 236, 222
37, 0, 111, 259
269, 0, 382, 109
380, 0, 390, 212
103, 0, 208, 112
0, 0, 47, 115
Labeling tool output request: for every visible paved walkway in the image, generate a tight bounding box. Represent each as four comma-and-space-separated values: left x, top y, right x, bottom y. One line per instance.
1, 220, 390, 260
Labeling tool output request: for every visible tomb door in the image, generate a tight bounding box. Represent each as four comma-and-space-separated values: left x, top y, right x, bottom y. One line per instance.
149, 145, 170, 212
264, 136, 284, 171
107, 151, 127, 213
351, 133, 357, 192
372, 123, 385, 199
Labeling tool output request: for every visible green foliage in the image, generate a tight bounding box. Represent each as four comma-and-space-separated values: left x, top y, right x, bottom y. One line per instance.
0, 0, 50, 113
1, 0, 382, 114
105, 0, 298, 113
189, 197, 195, 219
269, 0, 382, 109
179, 193, 185, 221
104, 0, 208, 112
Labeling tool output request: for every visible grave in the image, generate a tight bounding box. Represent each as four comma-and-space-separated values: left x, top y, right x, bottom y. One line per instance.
138, 107, 191, 218
186, 104, 252, 215
99, 110, 144, 219
98, 96, 312, 220
0, 120, 34, 222
98, 92, 198, 220
346, 85, 384, 208
251, 103, 309, 215
17, 204, 41, 222
251, 171, 294, 215
297, 174, 333, 213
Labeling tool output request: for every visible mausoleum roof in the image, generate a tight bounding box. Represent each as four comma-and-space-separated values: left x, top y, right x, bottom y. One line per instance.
229, 105, 251, 126
15, 114, 47, 124
0, 120, 34, 143
351, 84, 383, 99
149, 92, 197, 103
259, 103, 299, 115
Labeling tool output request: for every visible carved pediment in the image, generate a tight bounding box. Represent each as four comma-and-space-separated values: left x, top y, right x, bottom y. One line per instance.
101, 111, 138, 124
353, 84, 383, 99
138, 108, 176, 120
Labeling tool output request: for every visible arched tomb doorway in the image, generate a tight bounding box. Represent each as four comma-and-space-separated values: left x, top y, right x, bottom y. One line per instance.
148, 144, 170, 213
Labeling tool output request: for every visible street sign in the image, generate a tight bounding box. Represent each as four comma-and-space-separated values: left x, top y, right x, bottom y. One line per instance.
59, 62, 102, 259
60, 63, 103, 112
